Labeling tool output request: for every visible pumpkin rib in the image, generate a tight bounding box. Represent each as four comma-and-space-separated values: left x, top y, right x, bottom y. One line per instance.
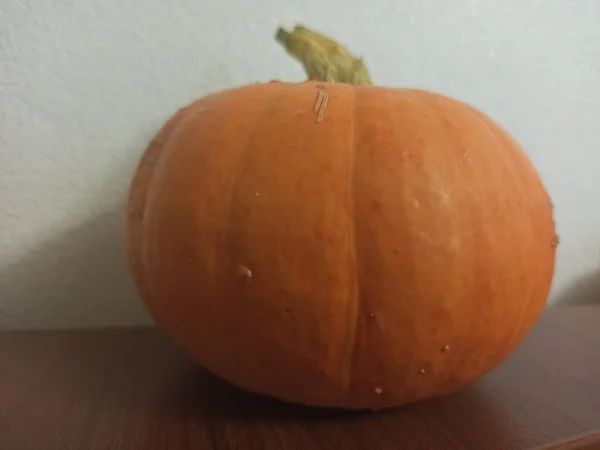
203, 82, 361, 404
449, 101, 510, 383
214, 84, 289, 386
407, 90, 479, 400
220, 84, 285, 276
450, 100, 544, 377
461, 104, 537, 336
423, 94, 474, 391
342, 84, 361, 395
138, 97, 229, 317
126, 105, 193, 317
465, 106, 550, 359
442, 95, 498, 390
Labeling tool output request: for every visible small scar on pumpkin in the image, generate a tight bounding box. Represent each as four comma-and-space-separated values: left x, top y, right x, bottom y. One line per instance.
313, 88, 324, 112
417, 368, 426, 375
374, 387, 383, 395
442, 344, 450, 352
317, 95, 328, 122
314, 86, 329, 122
238, 265, 252, 279
551, 236, 560, 248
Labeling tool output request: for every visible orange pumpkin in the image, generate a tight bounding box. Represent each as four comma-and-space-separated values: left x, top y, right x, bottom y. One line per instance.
126, 26, 557, 409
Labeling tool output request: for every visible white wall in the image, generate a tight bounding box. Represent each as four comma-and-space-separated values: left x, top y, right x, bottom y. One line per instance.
1, 0, 599, 329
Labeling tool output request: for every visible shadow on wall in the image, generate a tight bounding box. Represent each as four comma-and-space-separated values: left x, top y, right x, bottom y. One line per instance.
0, 210, 152, 330
552, 270, 600, 305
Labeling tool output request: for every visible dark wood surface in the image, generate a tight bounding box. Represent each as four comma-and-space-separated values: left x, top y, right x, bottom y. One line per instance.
0, 306, 599, 450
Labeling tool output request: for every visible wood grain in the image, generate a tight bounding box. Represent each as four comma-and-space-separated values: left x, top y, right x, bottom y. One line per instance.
0, 306, 598, 450
529, 430, 600, 450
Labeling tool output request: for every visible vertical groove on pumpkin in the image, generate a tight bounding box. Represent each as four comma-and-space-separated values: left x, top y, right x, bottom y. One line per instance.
341, 85, 361, 397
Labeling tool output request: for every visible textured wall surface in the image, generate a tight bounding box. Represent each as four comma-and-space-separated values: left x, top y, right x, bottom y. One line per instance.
1, 0, 599, 329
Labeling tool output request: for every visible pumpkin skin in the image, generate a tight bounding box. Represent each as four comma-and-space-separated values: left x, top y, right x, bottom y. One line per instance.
126, 81, 556, 410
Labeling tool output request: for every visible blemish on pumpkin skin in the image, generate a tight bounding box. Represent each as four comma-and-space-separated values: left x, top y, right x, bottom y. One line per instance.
370, 199, 382, 212
407, 150, 424, 168
313, 85, 329, 122
317, 95, 328, 122
417, 231, 432, 244
417, 369, 426, 375
434, 189, 451, 207
551, 236, 560, 248
442, 344, 450, 352
238, 265, 252, 279
374, 387, 383, 395
448, 237, 460, 253
314, 88, 325, 112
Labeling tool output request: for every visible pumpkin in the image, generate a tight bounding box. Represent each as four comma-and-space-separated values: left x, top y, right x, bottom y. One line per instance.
126, 25, 557, 410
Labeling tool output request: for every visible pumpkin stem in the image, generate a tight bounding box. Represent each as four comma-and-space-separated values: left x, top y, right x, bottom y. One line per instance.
275, 25, 373, 85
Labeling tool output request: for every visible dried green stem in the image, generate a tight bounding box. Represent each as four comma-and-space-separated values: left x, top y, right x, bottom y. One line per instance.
275, 25, 373, 85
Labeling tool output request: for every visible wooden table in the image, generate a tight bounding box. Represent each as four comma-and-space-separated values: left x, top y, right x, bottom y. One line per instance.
0, 306, 599, 450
